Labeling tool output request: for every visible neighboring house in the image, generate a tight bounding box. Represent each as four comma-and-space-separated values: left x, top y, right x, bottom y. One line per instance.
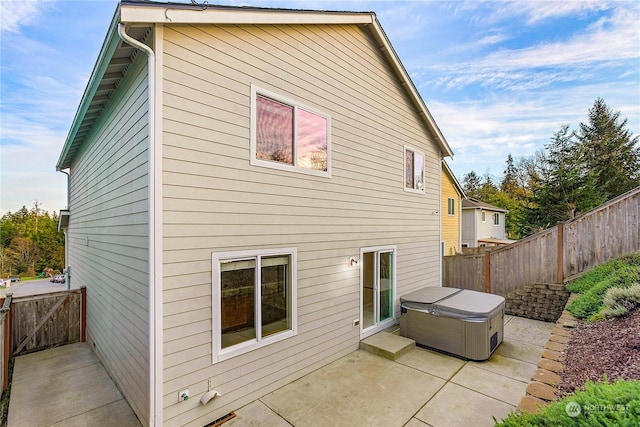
56, 2, 453, 425
461, 198, 514, 248
441, 161, 466, 256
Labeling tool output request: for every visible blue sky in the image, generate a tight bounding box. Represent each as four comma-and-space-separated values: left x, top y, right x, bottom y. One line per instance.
1, 0, 639, 214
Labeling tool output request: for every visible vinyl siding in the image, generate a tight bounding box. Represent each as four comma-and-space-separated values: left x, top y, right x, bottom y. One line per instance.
441, 170, 461, 255
477, 210, 506, 241
67, 55, 150, 425
160, 23, 441, 425
461, 209, 477, 247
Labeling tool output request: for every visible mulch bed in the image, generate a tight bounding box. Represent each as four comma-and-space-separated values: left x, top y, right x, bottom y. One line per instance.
557, 308, 640, 397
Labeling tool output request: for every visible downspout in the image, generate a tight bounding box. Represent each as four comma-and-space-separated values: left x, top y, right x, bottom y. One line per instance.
117, 23, 160, 426
439, 160, 443, 286
58, 169, 70, 290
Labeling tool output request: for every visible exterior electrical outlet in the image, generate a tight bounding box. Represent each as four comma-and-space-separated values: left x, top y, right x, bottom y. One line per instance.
179, 390, 189, 402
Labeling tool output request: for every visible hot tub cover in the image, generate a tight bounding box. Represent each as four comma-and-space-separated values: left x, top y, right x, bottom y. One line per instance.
400, 287, 505, 321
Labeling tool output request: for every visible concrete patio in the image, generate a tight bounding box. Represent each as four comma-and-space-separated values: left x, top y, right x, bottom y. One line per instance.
226, 314, 554, 427
7, 343, 141, 427
7, 315, 553, 426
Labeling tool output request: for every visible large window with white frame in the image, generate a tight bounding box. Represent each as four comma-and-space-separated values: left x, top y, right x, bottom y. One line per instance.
212, 247, 297, 363
251, 85, 331, 177
404, 146, 425, 193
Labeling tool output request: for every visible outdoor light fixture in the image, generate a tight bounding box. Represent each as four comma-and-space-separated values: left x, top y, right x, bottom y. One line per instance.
349, 257, 359, 267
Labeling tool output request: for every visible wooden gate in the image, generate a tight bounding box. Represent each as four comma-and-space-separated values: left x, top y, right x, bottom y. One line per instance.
0, 287, 86, 391
10, 289, 86, 356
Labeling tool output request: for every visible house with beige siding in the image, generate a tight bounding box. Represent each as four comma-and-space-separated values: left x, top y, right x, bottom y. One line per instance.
441, 161, 465, 256
56, 2, 453, 425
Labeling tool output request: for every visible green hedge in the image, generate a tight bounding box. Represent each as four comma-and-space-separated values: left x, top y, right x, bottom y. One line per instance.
495, 379, 640, 426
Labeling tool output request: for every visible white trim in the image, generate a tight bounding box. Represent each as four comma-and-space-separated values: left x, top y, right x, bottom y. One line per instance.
403, 145, 425, 194
211, 247, 298, 364
152, 24, 164, 427
250, 84, 331, 178
121, 5, 375, 25
359, 245, 397, 340
439, 160, 443, 285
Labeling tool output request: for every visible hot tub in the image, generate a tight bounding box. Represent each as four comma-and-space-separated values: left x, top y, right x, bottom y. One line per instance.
399, 287, 505, 360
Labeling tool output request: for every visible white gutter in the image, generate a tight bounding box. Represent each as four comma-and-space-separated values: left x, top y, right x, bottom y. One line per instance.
58, 170, 71, 290
117, 23, 162, 427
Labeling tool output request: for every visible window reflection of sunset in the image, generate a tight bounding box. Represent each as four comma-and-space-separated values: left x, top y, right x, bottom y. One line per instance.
256, 94, 328, 171
414, 152, 424, 190
296, 109, 327, 171
256, 96, 293, 164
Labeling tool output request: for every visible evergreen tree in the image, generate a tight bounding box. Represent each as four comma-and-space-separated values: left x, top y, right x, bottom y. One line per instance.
527, 125, 592, 229
462, 171, 482, 198
500, 154, 519, 198
577, 98, 640, 199
1, 206, 65, 277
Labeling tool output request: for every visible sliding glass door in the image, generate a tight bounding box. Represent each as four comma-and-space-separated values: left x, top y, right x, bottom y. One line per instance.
360, 246, 396, 339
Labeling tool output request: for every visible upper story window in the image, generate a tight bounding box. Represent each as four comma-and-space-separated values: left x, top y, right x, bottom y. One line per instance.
482, 211, 486, 222
447, 198, 455, 216
404, 146, 424, 193
251, 85, 331, 177
494, 212, 500, 225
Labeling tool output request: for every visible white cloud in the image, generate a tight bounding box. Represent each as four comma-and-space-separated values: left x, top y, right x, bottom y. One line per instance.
511, 0, 612, 25
0, 0, 53, 33
413, 3, 639, 93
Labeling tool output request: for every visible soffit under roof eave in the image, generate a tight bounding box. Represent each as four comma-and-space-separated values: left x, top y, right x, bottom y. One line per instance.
58, 210, 70, 232
56, 5, 124, 171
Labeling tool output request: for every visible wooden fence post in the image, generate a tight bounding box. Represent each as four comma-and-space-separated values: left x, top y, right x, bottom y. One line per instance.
81, 286, 87, 343
557, 222, 564, 284
484, 251, 491, 293
1, 294, 12, 391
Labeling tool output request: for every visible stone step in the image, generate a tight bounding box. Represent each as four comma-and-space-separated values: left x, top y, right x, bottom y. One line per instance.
359, 331, 415, 361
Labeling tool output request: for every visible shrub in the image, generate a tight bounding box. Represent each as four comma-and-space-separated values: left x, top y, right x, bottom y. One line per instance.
601, 283, 640, 319
495, 378, 640, 426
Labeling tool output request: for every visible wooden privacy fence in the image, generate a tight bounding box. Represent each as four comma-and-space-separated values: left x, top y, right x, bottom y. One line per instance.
443, 186, 640, 296
0, 296, 11, 392
0, 287, 86, 392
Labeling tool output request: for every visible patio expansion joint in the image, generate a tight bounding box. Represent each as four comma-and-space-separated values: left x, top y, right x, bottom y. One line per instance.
516, 293, 579, 414
406, 373, 450, 422
448, 379, 518, 408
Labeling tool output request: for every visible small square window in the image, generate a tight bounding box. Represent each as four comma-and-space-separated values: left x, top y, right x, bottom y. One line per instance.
251, 85, 330, 177
404, 146, 424, 193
